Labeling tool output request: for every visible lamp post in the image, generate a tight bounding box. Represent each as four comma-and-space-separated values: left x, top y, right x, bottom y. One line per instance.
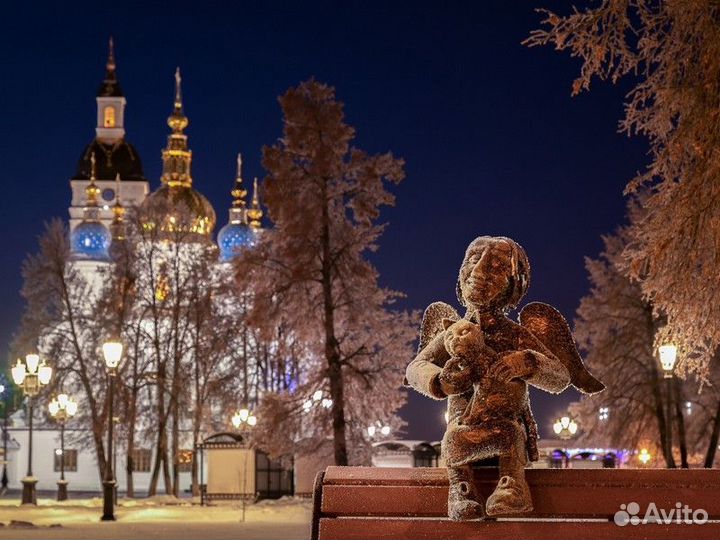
101, 339, 123, 521
11, 354, 52, 505
659, 344, 678, 468
49, 394, 78, 501
0, 384, 7, 492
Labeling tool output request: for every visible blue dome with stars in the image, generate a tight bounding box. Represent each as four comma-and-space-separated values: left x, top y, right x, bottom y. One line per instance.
71, 221, 111, 260
217, 221, 254, 262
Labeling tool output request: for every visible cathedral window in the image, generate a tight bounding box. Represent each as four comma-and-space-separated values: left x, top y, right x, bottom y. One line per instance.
103, 106, 116, 128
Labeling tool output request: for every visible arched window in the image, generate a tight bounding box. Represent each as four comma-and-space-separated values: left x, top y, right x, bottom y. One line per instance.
103, 106, 116, 128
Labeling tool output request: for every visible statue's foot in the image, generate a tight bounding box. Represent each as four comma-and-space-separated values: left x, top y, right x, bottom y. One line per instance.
448, 481, 486, 521
449, 498, 486, 521
485, 476, 533, 516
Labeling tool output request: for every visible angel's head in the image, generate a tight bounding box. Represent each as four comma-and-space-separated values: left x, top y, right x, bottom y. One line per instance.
442, 318, 484, 358
456, 236, 530, 313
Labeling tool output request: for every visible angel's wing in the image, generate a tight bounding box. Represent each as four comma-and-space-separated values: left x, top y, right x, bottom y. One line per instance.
418, 301, 460, 353
519, 302, 605, 395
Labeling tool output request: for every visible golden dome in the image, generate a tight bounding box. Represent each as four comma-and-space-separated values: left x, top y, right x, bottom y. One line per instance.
140, 68, 215, 238
141, 184, 216, 236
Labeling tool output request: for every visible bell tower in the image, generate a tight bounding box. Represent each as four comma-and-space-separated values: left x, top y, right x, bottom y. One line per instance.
69, 38, 148, 233
95, 37, 126, 143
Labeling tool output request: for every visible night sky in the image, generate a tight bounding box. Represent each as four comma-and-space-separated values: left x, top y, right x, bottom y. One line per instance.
0, 2, 647, 442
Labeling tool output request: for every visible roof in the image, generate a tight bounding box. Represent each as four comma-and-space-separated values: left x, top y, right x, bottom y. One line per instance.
75, 139, 145, 181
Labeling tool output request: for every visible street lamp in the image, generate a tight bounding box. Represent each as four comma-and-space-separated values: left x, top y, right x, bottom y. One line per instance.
302, 391, 333, 413
553, 416, 578, 439
48, 393, 78, 501
11, 354, 52, 505
367, 422, 391, 438
659, 343, 677, 467
638, 448, 651, 466
232, 408, 258, 430
553, 416, 578, 468
101, 338, 123, 521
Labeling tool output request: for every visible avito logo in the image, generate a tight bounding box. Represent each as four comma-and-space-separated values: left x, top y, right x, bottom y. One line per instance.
614, 502, 708, 526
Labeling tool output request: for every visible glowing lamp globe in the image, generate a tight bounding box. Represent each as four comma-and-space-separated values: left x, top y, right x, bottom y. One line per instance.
380, 425, 391, 436
231, 412, 242, 429
49, 398, 60, 416
38, 361, 53, 385
11, 359, 26, 385
103, 340, 124, 369
25, 353, 40, 374
659, 344, 677, 377
247, 415, 257, 427
238, 408, 249, 422
66, 399, 78, 417
367, 426, 376, 437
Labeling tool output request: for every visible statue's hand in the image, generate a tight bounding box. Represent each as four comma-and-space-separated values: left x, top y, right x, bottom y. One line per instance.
488, 351, 537, 382
438, 356, 476, 395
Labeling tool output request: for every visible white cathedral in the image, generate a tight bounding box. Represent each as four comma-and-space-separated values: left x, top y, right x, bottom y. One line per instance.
4, 41, 439, 500
3, 40, 286, 498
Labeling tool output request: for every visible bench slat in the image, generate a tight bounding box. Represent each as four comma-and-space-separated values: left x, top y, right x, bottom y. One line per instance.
321, 483, 720, 518
320, 467, 720, 519
323, 466, 720, 487
318, 517, 720, 540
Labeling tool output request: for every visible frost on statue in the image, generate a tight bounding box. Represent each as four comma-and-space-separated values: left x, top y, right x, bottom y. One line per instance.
405, 236, 604, 520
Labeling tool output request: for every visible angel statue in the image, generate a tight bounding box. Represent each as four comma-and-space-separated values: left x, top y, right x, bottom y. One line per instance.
405, 236, 604, 520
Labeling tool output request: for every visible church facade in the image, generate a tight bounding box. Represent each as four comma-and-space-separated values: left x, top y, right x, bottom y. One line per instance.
4, 40, 270, 497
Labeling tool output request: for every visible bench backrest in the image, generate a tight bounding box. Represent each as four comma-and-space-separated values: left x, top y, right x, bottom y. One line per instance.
312, 466, 720, 540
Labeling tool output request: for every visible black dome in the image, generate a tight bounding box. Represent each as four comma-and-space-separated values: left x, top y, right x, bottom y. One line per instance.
75, 139, 145, 181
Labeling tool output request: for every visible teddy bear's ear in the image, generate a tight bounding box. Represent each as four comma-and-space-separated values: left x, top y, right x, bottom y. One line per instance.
442, 318, 454, 330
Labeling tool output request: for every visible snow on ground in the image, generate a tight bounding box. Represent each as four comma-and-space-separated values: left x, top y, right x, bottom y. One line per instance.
0, 496, 312, 539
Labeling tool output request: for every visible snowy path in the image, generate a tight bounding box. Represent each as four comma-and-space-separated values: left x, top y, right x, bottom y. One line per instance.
0, 496, 312, 539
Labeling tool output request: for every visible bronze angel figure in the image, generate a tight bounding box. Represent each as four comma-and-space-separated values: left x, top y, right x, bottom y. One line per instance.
405, 236, 603, 520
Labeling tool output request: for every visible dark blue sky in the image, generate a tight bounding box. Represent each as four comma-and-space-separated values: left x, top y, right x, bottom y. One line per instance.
0, 1, 646, 441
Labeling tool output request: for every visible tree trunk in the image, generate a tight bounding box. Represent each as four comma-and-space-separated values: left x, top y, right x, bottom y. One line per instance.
320, 181, 348, 466
649, 362, 675, 468
705, 399, 720, 468
125, 387, 138, 498
673, 378, 689, 468
162, 431, 172, 495
171, 399, 180, 497
191, 422, 201, 497
149, 367, 168, 496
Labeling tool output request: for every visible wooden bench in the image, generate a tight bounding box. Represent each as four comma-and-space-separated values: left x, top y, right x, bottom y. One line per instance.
311, 466, 720, 539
